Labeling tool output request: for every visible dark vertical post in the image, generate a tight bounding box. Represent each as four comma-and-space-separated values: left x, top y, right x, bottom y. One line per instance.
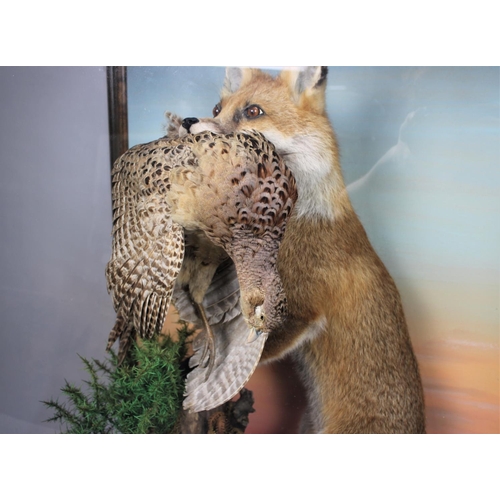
106, 67, 129, 168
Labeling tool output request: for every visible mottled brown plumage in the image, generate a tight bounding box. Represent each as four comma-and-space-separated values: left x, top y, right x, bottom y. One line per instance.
105, 118, 297, 412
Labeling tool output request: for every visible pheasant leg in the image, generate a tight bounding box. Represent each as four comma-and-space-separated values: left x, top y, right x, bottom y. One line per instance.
194, 302, 216, 381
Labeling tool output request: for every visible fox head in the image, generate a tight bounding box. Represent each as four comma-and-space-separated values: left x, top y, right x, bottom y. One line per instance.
178, 67, 348, 220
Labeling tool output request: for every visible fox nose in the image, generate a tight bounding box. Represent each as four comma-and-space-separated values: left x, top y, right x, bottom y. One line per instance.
181, 117, 199, 132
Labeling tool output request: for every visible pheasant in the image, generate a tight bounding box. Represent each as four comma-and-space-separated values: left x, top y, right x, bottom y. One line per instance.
105, 116, 297, 412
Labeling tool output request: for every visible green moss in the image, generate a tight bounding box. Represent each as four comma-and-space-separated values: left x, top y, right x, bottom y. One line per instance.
43, 323, 191, 434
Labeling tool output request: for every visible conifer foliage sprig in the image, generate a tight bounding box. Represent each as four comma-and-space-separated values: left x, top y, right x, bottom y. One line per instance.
43, 323, 191, 433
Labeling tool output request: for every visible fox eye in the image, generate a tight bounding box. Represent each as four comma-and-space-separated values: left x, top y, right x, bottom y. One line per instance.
245, 105, 264, 119
213, 103, 221, 117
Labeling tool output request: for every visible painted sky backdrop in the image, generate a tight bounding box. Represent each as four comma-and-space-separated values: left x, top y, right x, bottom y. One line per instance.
128, 67, 499, 432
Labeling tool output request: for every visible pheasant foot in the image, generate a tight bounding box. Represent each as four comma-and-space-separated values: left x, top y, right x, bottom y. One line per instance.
194, 302, 216, 381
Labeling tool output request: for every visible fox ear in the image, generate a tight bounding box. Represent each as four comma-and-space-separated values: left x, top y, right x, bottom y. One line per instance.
280, 66, 328, 114
222, 67, 256, 97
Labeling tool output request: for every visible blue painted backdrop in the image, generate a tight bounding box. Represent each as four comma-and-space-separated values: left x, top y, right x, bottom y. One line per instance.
128, 67, 499, 433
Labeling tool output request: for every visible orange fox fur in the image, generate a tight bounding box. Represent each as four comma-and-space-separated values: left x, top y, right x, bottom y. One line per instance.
183, 66, 425, 433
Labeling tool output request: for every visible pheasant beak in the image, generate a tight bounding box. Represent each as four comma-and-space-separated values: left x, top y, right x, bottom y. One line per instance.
247, 327, 265, 344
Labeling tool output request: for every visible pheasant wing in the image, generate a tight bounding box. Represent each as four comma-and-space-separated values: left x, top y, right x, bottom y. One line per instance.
174, 259, 267, 413
105, 138, 187, 362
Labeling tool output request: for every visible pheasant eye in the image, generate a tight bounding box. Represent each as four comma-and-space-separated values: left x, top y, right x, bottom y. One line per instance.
254, 305, 265, 321
245, 105, 263, 119
213, 104, 221, 117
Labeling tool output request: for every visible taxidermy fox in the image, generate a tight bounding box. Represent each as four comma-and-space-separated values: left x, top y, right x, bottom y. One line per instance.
180, 66, 425, 433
